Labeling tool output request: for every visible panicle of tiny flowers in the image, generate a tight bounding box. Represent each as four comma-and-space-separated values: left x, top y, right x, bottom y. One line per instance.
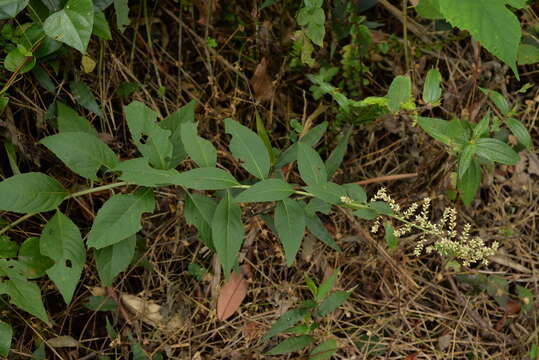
367, 189, 498, 266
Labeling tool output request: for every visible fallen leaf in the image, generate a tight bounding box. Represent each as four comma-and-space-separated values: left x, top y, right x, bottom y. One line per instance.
47, 336, 79, 348
250, 57, 273, 103
81, 55, 96, 73
404, 355, 417, 360
217, 266, 249, 321
121, 293, 185, 331
506, 300, 521, 315
437, 334, 451, 351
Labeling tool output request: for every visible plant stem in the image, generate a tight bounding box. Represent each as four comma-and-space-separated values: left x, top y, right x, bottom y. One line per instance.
0, 182, 129, 236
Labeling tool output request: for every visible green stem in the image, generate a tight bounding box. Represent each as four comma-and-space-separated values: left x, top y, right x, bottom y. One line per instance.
0, 182, 129, 236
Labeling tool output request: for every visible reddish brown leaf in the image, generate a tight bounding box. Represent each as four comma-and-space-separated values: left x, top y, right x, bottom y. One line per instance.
250, 57, 273, 103
217, 268, 249, 321
404, 355, 417, 360
506, 300, 521, 315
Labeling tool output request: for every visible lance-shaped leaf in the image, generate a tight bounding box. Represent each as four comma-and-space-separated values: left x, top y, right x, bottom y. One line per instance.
265, 335, 315, 356
0, 260, 48, 322
56, 101, 98, 135
458, 158, 481, 206
185, 192, 217, 250
172, 167, 238, 190
0, 173, 67, 213
276, 121, 328, 168
40, 132, 118, 181
304, 182, 347, 205
225, 118, 270, 179
234, 179, 295, 203
40, 211, 85, 304
124, 101, 173, 170
438, 0, 524, 77
211, 191, 244, 275
113, 158, 180, 187
95, 234, 136, 286
274, 199, 306, 266
18, 237, 54, 279
0, 320, 11, 357
43, 0, 94, 53
87, 189, 155, 249
476, 138, 519, 165
297, 142, 327, 186
325, 126, 352, 177
180, 122, 217, 168
160, 101, 195, 167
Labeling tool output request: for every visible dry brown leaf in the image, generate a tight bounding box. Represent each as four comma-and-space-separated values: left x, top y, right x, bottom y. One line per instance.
121, 293, 185, 331
250, 57, 273, 103
217, 267, 249, 321
437, 334, 451, 351
47, 336, 79, 348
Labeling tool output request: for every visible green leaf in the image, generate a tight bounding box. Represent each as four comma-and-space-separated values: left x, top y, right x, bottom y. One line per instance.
40, 132, 118, 181
18, 237, 54, 279
353, 208, 377, 220
473, 113, 490, 139
506, 117, 532, 150
4, 47, 35, 73
0, 320, 12, 357
32, 67, 55, 92
95, 234, 136, 286
234, 179, 295, 203
325, 127, 352, 177
180, 122, 217, 168
297, 2, 325, 47
0, 0, 28, 19
368, 201, 393, 216
225, 118, 270, 179
476, 138, 519, 165
383, 222, 397, 249
516, 285, 534, 313
113, 158, 180, 187
256, 111, 275, 165
83, 295, 116, 312
92, 10, 111, 40
458, 143, 476, 180
517, 43, 539, 65
87, 189, 155, 249
438, 0, 522, 77
422, 68, 442, 104
211, 191, 244, 275
305, 197, 331, 216
297, 142, 327, 186
172, 167, 238, 190
305, 182, 347, 205
185, 193, 216, 250
316, 268, 338, 302
43, 0, 94, 53
305, 214, 340, 251
40, 211, 85, 304
0, 173, 67, 213
479, 87, 510, 115
316, 290, 349, 317
458, 158, 481, 206
310, 338, 337, 360
344, 183, 367, 203
416, 117, 453, 146
56, 102, 98, 135
0, 260, 48, 322
0, 236, 18, 258
387, 75, 412, 113
275, 199, 306, 266
69, 81, 103, 117
276, 121, 328, 168
160, 100, 196, 167
124, 101, 173, 170
265, 335, 315, 355
113, 0, 130, 32
415, 0, 442, 19
263, 307, 311, 340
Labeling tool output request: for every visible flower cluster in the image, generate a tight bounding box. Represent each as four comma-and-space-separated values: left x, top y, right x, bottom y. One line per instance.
369, 188, 499, 266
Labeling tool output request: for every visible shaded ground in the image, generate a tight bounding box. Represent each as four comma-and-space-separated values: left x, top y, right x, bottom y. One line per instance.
1, 0, 538, 359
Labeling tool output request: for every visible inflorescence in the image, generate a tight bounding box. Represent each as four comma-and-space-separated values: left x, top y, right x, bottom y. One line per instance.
357, 188, 498, 266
